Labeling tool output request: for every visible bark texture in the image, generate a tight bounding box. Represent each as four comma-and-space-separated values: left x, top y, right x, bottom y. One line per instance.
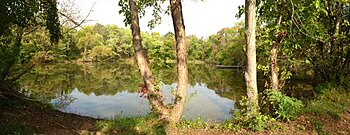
169, 0, 188, 123
270, 14, 283, 90
129, 0, 169, 120
245, 0, 259, 115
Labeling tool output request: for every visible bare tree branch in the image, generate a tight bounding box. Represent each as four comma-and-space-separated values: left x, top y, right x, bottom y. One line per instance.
59, 1, 96, 34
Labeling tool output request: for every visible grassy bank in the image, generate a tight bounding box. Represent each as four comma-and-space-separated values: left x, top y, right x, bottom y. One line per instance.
0, 83, 349, 134
302, 84, 350, 134
95, 83, 349, 134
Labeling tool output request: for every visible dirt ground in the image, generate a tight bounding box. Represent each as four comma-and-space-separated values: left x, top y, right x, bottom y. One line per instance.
1, 95, 349, 135
315, 109, 350, 135
0, 95, 97, 135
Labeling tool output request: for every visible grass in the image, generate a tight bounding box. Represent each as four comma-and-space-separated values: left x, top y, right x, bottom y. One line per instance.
302, 84, 350, 134
95, 113, 166, 135
311, 120, 327, 135
303, 86, 350, 119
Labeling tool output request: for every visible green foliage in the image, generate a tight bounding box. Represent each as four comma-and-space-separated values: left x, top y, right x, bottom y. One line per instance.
0, 0, 61, 81
95, 113, 166, 135
0, 0, 61, 42
202, 23, 246, 65
1, 21, 249, 68
311, 120, 327, 135
143, 32, 175, 68
90, 45, 118, 61
75, 26, 104, 60
105, 25, 133, 58
263, 89, 304, 121
231, 97, 277, 131
303, 84, 350, 119
176, 116, 209, 129
117, 0, 168, 29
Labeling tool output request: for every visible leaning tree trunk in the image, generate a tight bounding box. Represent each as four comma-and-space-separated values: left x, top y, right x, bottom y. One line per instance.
129, 0, 169, 120
169, 0, 188, 124
245, 0, 259, 115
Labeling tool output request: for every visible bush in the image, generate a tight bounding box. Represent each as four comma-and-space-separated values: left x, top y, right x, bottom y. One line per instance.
263, 89, 304, 121
231, 97, 277, 131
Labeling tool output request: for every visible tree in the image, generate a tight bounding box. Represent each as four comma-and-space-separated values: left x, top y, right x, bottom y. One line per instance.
256, 0, 350, 88
93, 23, 108, 42
269, 1, 284, 90
123, 0, 189, 124
169, 0, 188, 123
105, 25, 133, 58
0, 0, 60, 86
202, 23, 246, 65
76, 26, 103, 61
187, 35, 203, 60
257, 0, 290, 90
128, 0, 170, 121
245, 0, 259, 115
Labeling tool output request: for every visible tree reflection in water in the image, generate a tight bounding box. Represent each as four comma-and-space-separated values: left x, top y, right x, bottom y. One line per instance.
19, 62, 247, 120
51, 89, 77, 110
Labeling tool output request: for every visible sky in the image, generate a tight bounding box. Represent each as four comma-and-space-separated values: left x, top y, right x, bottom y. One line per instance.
75, 0, 244, 38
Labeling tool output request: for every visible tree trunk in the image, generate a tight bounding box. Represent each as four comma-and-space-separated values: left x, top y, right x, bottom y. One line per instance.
245, 0, 259, 115
169, 0, 188, 124
343, 50, 350, 74
332, 3, 343, 74
129, 0, 169, 120
270, 14, 283, 90
83, 44, 87, 61
66, 37, 71, 60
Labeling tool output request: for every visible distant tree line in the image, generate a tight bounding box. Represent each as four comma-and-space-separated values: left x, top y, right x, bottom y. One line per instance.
18, 23, 246, 66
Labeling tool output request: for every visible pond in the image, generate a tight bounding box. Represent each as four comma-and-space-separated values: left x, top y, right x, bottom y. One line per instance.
19, 62, 246, 121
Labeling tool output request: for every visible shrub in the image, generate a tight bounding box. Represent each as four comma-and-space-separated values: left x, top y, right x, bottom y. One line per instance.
231, 97, 277, 131
264, 89, 304, 121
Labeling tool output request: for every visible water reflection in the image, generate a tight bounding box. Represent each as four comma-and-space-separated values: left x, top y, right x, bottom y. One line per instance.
19, 63, 246, 121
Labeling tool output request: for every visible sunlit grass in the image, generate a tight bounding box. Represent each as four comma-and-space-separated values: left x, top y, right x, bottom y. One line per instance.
95, 113, 166, 135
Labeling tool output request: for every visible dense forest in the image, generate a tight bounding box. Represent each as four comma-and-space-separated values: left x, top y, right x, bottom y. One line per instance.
9, 22, 245, 67
1, 0, 350, 134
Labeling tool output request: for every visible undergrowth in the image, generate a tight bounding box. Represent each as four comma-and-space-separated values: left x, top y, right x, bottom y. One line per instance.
261, 89, 304, 121
303, 83, 350, 134
303, 84, 350, 119
95, 113, 166, 135
169, 89, 304, 132
94, 84, 349, 134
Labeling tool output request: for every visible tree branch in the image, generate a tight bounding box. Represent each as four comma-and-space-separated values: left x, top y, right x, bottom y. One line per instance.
59, 2, 96, 34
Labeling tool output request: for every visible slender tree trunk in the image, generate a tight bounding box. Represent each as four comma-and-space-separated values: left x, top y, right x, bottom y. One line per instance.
332, 3, 343, 73
128, 0, 169, 120
270, 14, 283, 90
169, 0, 188, 123
66, 38, 71, 60
330, 2, 342, 56
343, 50, 350, 74
245, 0, 259, 115
83, 44, 87, 61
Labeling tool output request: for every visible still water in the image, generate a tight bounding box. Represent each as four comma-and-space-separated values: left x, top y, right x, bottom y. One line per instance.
19, 63, 246, 121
